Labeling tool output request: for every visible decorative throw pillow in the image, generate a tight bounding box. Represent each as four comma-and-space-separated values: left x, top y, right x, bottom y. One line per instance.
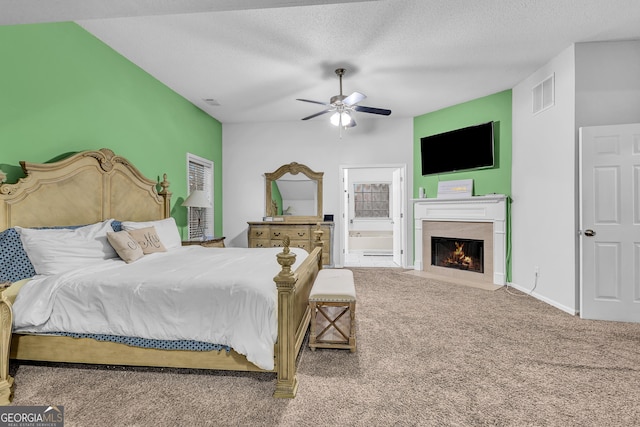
127, 226, 167, 254
0, 228, 36, 282
106, 231, 144, 263
121, 217, 181, 250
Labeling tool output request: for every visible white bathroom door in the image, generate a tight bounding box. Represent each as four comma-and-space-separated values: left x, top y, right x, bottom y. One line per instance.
579, 123, 640, 322
392, 168, 403, 266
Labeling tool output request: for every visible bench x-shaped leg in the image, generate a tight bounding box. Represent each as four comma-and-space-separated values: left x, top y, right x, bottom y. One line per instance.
316, 305, 350, 342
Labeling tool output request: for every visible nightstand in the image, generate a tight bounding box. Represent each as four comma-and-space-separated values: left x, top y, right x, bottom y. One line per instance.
182, 237, 226, 248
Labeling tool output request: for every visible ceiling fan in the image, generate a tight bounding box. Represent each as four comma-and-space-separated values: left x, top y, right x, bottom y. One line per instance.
297, 68, 391, 128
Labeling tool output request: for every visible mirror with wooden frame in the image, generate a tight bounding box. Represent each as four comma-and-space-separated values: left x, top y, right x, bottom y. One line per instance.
265, 162, 323, 222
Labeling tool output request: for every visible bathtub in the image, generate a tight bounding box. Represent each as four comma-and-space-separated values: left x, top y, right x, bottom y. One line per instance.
348, 230, 393, 253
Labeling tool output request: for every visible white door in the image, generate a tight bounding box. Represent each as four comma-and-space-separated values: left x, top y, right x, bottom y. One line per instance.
342, 168, 350, 259
579, 123, 640, 322
392, 168, 403, 266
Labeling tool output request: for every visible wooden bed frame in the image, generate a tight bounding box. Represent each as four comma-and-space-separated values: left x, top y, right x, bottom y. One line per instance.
0, 148, 322, 404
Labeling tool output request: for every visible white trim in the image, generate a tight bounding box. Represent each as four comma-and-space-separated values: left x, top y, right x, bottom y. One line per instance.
507, 282, 578, 316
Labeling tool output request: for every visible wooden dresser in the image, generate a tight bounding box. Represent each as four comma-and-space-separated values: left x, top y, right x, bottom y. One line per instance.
247, 221, 334, 266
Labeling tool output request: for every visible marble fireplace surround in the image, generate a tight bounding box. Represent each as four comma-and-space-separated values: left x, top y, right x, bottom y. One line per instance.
414, 195, 507, 286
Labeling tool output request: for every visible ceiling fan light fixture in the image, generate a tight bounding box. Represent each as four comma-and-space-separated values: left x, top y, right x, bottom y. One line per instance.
298, 67, 391, 132
330, 112, 341, 126
330, 111, 352, 127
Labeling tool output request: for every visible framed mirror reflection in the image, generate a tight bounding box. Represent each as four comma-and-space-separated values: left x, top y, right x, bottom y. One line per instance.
265, 162, 323, 222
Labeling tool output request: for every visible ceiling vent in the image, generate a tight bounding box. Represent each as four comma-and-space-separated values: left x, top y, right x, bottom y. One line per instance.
532, 74, 554, 115
202, 98, 220, 106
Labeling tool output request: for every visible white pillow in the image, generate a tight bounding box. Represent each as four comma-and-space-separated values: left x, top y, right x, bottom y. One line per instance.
121, 217, 181, 250
16, 219, 118, 276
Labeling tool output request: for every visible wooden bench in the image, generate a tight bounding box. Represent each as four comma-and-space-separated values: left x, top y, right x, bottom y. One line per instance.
309, 269, 356, 352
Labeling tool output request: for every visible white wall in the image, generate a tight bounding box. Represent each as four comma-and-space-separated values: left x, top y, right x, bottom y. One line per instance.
575, 40, 640, 128
511, 44, 577, 313
222, 117, 413, 265
511, 40, 640, 314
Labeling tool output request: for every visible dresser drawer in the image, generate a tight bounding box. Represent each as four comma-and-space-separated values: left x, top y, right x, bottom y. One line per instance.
270, 226, 310, 240
249, 239, 270, 248
249, 226, 270, 240
270, 239, 310, 252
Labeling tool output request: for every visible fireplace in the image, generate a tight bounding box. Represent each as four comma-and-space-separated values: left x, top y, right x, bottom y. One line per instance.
421, 221, 493, 283
413, 195, 507, 286
431, 236, 484, 273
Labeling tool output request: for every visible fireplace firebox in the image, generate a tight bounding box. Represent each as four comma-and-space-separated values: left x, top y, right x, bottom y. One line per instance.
431, 236, 484, 274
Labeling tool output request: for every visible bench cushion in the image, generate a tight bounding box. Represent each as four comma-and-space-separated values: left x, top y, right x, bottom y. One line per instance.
309, 269, 356, 302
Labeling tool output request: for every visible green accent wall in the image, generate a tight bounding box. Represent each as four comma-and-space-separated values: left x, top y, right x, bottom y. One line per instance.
413, 90, 512, 197
0, 22, 223, 238
271, 181, 283, 216
413, 90, 512, 279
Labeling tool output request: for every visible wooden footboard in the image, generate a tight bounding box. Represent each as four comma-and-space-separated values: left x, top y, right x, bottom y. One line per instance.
0, 291, 14, 406
273, 236, 323, 398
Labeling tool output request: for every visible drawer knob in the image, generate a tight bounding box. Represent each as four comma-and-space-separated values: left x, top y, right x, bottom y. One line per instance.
274, 232, 281, 237
256, 231, 263, 236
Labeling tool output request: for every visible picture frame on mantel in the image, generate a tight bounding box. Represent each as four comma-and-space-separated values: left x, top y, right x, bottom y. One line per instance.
437, 179, 473, 199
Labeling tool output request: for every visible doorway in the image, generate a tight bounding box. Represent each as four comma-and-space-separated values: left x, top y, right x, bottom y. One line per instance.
339, 164, 406, 268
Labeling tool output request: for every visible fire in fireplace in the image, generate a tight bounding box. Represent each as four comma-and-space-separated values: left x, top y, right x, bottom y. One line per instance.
431, 236, 484, 273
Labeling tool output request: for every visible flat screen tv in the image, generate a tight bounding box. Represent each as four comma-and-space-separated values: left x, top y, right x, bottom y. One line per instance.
420, 121, 495, 175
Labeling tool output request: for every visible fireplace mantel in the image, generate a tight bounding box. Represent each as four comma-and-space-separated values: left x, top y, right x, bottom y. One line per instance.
413, 195, 507, 285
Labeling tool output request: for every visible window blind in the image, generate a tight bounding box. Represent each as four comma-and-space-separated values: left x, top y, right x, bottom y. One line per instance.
353, 183, 390, 218
187, 154, 214, 240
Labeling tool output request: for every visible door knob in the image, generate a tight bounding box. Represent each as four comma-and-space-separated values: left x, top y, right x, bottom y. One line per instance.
584, 229, 596, 237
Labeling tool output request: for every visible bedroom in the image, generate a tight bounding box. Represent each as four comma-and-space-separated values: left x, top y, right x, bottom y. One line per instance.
3, 1, 640, 316
1, 1, 640, 424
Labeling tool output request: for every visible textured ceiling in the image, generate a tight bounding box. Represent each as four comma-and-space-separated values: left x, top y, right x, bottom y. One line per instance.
4, 0, 640, 124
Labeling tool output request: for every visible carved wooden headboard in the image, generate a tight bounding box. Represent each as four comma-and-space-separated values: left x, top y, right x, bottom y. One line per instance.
0, 148, 171, 232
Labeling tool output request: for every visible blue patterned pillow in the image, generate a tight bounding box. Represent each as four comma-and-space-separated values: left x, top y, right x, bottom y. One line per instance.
0, 228, 36, 282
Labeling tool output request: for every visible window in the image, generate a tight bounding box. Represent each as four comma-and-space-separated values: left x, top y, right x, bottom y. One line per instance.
186, 153, 214, 240
354, 183, 390, 218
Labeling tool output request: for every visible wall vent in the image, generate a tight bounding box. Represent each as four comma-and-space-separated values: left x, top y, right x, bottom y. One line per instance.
532, 74, 554, 114
202, 98, 220, 106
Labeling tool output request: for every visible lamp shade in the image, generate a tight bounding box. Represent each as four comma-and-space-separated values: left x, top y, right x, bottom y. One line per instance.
182, 190, 212, 208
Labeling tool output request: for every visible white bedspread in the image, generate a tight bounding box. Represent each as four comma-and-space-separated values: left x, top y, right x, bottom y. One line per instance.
12, 246, 307, 370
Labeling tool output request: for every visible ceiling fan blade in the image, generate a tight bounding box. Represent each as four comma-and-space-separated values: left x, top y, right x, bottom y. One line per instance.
301, 109, 331, 120
342, 91, 366, 106
354, 105, 392, 116
296, 98, 328, 106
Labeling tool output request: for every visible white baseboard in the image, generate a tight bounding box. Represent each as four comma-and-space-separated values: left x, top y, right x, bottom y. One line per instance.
507, 282, 578, 316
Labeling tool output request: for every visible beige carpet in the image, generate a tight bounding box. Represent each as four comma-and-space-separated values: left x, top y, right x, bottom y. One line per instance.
9, 268, 640, 426
403, 269, 503, 291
